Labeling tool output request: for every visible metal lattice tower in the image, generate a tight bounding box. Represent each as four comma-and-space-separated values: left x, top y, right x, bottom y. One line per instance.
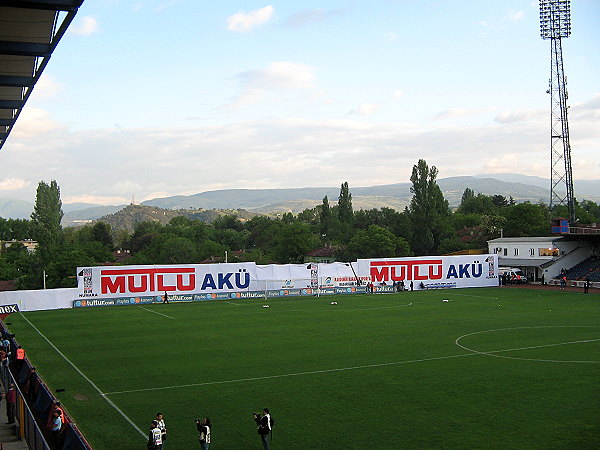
540, 0, 575, 222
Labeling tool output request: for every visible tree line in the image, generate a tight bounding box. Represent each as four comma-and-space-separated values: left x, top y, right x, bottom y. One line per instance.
1, 160, 599, 290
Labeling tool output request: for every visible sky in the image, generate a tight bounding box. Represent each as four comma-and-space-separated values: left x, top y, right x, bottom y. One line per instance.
1, 0, 599, 205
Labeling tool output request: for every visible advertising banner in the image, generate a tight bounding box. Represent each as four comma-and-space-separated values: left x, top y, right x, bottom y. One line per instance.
76, 263, 259, 299
356, 254, 498, 289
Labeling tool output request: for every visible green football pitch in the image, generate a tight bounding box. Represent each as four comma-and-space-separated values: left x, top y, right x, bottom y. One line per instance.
6, 287, 600, 449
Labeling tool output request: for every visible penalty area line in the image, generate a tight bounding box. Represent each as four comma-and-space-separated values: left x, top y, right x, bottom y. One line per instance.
18, 312, 147, 439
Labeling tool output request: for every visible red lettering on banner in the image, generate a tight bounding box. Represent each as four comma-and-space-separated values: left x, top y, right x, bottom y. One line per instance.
101, 277, 126, 294
100, 268, 196, 294
128, 275, 148, 293
370, 259, 443, 282
177, 274, 195, 290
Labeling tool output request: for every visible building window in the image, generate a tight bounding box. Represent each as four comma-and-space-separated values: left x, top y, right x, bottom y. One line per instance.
503, 248, 508, 256
514, 248, 519, 256
539, 248, 559, 257
529, 248, 534, 256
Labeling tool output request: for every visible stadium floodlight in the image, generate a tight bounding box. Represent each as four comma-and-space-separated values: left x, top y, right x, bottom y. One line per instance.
540, 0, 571, 39
539, 0, 575, 223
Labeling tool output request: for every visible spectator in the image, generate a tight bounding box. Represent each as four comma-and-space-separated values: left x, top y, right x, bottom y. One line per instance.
25, 366, 39, 402
6, 383, 16, 424
15, 345, 25, 372
50, 409, 63, 448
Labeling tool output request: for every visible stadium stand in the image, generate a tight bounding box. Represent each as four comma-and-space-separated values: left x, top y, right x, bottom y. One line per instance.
0, 323, 91, 450
563, 257, 600, 282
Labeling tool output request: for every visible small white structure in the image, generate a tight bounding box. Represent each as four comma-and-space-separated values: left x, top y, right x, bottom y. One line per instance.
487, 236, 593, 281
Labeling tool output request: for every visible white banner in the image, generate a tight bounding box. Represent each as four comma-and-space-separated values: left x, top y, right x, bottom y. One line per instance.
76, 256, 498, 299
356, 254, 498, 289
77, 263, 259, 299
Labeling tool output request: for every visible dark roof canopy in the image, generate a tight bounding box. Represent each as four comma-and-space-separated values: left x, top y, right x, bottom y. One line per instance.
0, 0, 83, 151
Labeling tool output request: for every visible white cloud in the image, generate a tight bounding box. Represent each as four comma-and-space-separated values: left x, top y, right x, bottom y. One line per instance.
30, 75, 63, 102
227, 6, 274, 32
225, 62, 317, 108
11, 107, 65, 139
0, 178, 30, 191
2, 94, 599, 205
69, 16, 99, 36
435, 107, 496, 120
285, 8, 344, 27
350, 103, 380, 116
392, 90, 403, 99
507, 9, 524, 22
240, 62, 316, 90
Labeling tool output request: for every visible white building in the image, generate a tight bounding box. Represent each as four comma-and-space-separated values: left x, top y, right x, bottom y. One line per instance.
487, 236, 594, 281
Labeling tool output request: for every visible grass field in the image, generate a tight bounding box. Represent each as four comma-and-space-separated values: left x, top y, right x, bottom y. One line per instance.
6, 287, 600, 449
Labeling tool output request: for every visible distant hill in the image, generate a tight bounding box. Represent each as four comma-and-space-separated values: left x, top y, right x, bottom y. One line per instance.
0, 198, 33, 219
62, 204, 126, 227
141, 176, 553, 213
0, 173, 598, 223
95, 204, 263, 233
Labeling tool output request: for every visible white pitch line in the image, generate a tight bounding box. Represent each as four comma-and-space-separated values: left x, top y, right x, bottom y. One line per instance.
105, 329, 600, 396
225, 301, 243, 306
451, 293, 499, 300
18, 312, 147, 438
137, 305, 175, 319
104, 352, 478, 395
455, 326, 600, 364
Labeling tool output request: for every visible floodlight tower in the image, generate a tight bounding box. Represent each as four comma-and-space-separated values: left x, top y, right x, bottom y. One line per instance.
539, 0, 575, 223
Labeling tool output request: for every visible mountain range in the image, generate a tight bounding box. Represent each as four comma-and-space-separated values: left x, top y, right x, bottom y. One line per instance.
0, 174, 598, 226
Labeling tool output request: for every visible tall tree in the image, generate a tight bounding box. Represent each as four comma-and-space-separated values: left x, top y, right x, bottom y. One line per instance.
30, 180, 63, 266
409, 159, 450, 255
319, 195, 331, 237
338, 182, 353, 222
460, 187, 475, 206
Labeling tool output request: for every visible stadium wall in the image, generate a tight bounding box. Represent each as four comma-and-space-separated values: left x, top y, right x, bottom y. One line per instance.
0, 255, 499, 311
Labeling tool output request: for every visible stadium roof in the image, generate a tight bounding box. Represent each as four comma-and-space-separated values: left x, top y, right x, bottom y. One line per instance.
0, 0, 83, 151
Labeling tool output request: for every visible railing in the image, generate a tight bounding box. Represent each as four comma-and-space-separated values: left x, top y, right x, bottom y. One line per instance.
568, 226, 600, 235
1, 323, 93, 450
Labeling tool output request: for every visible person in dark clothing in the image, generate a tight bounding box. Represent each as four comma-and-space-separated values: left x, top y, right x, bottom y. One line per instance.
196, 417, 211, 449
584, 278, 590, 294
5, 383, 15, 424
163, 292, 169, 303
253, 408, 272, 450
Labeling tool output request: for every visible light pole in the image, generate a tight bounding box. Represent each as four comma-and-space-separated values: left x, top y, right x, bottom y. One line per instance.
540, 0, 575, 222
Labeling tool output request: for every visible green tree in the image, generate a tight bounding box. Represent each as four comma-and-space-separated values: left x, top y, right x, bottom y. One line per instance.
460, 187, 475, 206
91, 222, 114, 249
502, 202, 550, 237
319, 195, 331, 237
346, 225, 412, 259
338, 182, 353, 223
409, 160, 450, 255
272, 222, 319, 263
30, 180, 63, 266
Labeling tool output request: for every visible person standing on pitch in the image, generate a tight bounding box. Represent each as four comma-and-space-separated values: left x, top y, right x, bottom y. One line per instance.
196, 417, 211, 449
253, 408, 272, 450
147, 420, 163, 450
584, 278, 590, 294
156, 412, 167, 445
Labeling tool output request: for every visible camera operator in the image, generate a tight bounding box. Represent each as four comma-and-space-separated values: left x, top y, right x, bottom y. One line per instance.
253, 408, 272, 450
196, 417, 211, 449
